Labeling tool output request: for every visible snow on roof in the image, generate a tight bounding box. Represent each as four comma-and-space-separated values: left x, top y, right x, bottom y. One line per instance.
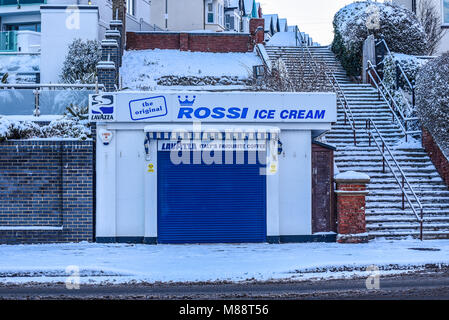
266, 32, 299, 47
263, 15, 274, 32
279, 18, 287, 32
264, 14, 279, 27
121, 49, 262, 90
243, 0, 254, 15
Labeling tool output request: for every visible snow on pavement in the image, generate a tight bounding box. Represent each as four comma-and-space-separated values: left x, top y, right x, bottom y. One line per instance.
1, 239, 449, 284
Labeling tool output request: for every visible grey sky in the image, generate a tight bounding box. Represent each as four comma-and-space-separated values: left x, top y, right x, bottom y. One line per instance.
259, 0, 383, 45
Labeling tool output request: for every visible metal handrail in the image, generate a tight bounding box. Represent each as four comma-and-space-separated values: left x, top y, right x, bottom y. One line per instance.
376, 38, 414, 92
0, 83, 105, 90
366, 118, 424, 240
296, 28, 358, 145
366, 60, 421, 141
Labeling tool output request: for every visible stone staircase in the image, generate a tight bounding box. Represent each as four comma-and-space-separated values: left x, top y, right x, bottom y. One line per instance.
266, 45, 449, 240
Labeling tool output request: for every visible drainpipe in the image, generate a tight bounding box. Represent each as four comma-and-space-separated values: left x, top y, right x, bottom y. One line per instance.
203, 0, 206, 30
165, 0, 168, 30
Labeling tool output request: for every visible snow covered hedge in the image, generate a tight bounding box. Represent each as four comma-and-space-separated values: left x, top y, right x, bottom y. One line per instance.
383, 53, 428, 93
416, 53, 449, 158
60, 39, 101, 84
0, 117, 91, 142
332, 1, 428, 76
383, 53, 429, 118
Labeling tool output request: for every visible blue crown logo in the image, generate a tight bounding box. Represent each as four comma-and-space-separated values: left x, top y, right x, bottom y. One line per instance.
178, 95, 196, 107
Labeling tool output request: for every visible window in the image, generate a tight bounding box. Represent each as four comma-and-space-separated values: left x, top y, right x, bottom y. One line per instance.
444, 0, 449, 25
225, 14, 235, 30
5, 23, 41, 32
126, 0, 135, 16
207, 2, 214, 23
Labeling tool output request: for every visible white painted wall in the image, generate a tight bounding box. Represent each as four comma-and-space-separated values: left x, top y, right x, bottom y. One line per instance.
278, 130, 312, 236
17, 31, 41, 53
96, 126, 314, 241
40, 6, 99, 83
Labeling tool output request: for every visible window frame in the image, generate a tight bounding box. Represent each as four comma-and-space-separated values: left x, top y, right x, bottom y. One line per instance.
443, 0, 449, 26
206, 1, 215, 24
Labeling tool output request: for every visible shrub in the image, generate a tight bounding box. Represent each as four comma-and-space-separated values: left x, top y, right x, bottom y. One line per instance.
0, 116, 91, 142
60, 39, 101, 84
332, 1, 428, 77
416, 53, 449, 158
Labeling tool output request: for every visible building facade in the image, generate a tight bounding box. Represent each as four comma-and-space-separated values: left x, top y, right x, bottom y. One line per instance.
150, 0, 225, 32
392, 0, 449, 54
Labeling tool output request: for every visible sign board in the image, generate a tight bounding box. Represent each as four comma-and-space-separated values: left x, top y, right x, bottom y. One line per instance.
89, 91, 337, 123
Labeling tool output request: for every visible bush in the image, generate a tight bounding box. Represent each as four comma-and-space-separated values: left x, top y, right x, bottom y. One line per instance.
60, 39, 101, 84
416, 53, 449, 158
332, 1, 428, 77
0, 116, 91, 142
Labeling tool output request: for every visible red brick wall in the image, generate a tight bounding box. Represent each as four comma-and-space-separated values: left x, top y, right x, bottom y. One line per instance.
126, 31, 253, 52
126, 19, 265, 53
422, 127, 449, 188
336, 183, 367, 235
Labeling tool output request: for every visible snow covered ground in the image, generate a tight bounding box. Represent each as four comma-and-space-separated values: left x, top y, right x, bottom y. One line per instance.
121, 49, 261, 90
1, 239, 449, 285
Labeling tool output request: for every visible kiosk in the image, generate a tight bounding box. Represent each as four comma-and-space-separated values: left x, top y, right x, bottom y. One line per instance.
90, 91, 337, 244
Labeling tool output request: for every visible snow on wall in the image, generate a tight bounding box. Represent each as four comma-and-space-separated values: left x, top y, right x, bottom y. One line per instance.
121, 49, 262, 90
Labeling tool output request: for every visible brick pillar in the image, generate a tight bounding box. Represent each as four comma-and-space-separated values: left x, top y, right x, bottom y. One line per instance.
249, 18, 265, 50
105, 29, 122, 67
101, 39, 119, 86
335, 171, 370, 243
110, 20, 124, 65
97, 61, 116, 92
180, 33, 189, 51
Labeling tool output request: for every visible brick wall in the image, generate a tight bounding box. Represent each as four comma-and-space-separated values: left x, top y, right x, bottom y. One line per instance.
126, 19, 265, 53
422, 127, 449, 188
335, 172, 370, 243
0, 140, 94, 244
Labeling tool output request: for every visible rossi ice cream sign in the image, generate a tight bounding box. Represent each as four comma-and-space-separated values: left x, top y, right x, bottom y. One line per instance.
89, 92, 337, 123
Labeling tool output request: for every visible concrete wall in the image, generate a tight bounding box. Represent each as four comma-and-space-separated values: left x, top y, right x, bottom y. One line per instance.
0, 140, 94, 244
40, 6, 99, 83
150, 0, 204, 31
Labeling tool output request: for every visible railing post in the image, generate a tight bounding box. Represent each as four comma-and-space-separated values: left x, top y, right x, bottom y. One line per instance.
344, 112, 347, 125
382, 142, 385, 173
420, 208, 424, 241
33, 88, 40, 117
402, 176, 405, 210
405, 121, 408, 142
353, 130, 357, 146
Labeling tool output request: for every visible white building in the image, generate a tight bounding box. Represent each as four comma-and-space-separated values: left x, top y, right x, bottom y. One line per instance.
150, 0, 226, 32
0, 0, 152, 83
392, 0, 449, 54
91, 91, 337, 244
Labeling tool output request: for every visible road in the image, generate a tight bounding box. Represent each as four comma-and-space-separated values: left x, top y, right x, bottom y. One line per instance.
1, 270, 449, 300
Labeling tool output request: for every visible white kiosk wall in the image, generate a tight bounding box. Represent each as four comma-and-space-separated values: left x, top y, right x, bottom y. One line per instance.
91, 92, 336, 243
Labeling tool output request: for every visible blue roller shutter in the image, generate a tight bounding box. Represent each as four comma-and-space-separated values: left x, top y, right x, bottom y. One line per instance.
157, 149, 267, 243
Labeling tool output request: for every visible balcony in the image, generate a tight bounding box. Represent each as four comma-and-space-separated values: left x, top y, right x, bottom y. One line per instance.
0, 31, 40, 52
0, 31, 17, 51
0, 0, 45, 5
